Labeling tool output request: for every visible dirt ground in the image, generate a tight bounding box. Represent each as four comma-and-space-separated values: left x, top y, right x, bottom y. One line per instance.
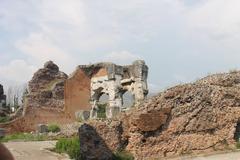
4, 141, 69, 160
169, 151, 240, 160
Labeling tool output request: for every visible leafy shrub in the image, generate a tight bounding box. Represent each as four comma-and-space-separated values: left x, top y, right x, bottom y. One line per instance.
48, 124, 61, 133
55, 137, 81, 160
0, 116, 10, 123
237, 142, 240, 149
113, 151, 134, 160
97, 103, 107, 119
55, 137, 134, 160
0, 133, 47, 142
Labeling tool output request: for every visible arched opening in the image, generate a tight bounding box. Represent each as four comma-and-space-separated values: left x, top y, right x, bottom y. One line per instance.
92, 87, 104, 100
98, 93, 109, 104
97, 93, 109, 118
122, 91, 134, 110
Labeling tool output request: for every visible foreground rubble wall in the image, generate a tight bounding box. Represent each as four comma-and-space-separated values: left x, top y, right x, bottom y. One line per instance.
79, 71, 240, 159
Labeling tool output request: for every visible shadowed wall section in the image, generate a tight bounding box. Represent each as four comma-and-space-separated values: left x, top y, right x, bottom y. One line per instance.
64, 68, 91, 119
79, 123, 123, 160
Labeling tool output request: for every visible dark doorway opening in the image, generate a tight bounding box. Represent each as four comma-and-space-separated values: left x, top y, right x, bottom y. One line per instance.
234, 122, 240, 142
122, 91, 134, 109
97, 93, 109, 118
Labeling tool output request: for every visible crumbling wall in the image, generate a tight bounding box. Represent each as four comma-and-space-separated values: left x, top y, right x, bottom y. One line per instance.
0, 61, 74, 133
26, 61, 68, 111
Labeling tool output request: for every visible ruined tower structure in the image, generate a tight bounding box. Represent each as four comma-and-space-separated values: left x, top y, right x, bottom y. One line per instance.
0, 84, 6, 108
64, 60, 148, 119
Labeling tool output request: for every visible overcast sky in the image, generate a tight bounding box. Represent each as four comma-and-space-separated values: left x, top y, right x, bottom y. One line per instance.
1, 0, 240, 93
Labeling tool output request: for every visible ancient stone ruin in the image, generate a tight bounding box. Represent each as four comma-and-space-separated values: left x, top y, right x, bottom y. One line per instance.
65, 60, 148, 119
79, 71, 240, 159
0, 60, 148, 133
4, 58, 240, 159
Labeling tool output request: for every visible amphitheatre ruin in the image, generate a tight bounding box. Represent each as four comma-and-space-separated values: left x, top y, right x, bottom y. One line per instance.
2, 60, 240, 159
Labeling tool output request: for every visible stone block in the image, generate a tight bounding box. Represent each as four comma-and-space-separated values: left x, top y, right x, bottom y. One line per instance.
106, 106, 120, 118
75, 110, 90, 121
37, 124, 48, 133
0, 128, 6, 138
79, 123, 114, 160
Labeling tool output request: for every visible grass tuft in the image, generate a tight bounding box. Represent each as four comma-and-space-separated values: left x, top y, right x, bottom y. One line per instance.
236, 142, 240, 149
0, 116, 10, 123
0, 133, 48, 142
97, 103, 107, 119
55, 137, 81, 160
48, 124, 61, 133
113, 151, 134, 160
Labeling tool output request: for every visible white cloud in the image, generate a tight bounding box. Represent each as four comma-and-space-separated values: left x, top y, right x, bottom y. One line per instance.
2, 0, 240, 91
15, 32, 74, 69
104, 51, 142, 64
186, 0, 240, 41
0, 59, 36, 84
39, 0, 86, 27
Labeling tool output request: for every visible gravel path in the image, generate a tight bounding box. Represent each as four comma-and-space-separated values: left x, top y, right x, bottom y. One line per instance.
169, 151, 240, 160
3, 141, 69, 160
4, 141, 240, 160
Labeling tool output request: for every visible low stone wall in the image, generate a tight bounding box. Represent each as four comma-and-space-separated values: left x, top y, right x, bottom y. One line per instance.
0, 107, 74, 134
